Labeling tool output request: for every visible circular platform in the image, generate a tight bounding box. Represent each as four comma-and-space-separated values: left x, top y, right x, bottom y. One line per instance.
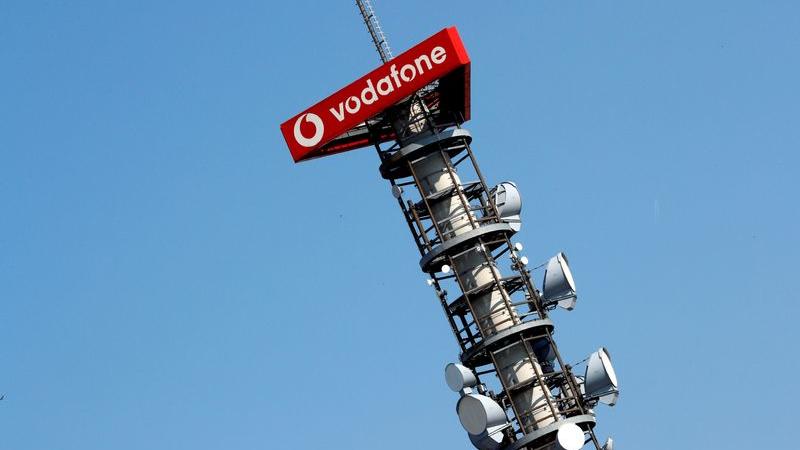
460, 319, 554, 367
510, 415, 596, 450
419, 222, 517, 273
379, 128, 472, 180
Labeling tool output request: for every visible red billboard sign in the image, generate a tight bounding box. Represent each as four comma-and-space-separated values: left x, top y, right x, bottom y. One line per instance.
280, 27, 470, 162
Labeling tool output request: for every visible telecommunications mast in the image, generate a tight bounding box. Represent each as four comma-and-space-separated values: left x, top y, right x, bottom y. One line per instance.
279, 2, 620, 449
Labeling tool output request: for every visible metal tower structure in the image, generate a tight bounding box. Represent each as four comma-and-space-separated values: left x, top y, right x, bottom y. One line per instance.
280, 3, 620, 449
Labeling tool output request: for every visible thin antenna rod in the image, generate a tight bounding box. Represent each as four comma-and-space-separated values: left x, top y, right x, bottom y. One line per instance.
356, 0, 393, 63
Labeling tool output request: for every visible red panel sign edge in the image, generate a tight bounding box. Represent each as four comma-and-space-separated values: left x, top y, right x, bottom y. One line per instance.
280, 27, 470, 163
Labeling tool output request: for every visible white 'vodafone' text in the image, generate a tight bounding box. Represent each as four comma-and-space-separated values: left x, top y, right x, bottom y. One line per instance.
328, 46, 447, 122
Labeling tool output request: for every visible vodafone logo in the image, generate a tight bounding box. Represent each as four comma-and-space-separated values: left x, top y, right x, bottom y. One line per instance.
281, 27, 469, 162
293, 113, 324, 147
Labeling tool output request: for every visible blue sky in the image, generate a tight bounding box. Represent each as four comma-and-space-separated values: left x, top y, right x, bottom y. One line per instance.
1, 1, 798, 449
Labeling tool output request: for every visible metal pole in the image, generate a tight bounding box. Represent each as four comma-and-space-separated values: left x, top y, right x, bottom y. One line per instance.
355, 0, 393, 63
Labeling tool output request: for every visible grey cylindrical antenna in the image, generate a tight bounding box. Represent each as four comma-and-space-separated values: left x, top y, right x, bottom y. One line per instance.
355, 0, 393, 63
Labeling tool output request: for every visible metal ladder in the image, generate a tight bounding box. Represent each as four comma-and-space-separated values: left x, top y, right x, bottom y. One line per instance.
356, 0, 393, 63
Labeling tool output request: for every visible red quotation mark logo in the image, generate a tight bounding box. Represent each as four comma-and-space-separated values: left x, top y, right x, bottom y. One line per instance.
293, 113, 324, 148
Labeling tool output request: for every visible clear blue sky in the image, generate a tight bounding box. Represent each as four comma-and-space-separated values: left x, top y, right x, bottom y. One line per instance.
2, 1, 798, 449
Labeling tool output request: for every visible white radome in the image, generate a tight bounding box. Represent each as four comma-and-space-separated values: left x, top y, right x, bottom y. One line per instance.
555, 423, 585, 450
